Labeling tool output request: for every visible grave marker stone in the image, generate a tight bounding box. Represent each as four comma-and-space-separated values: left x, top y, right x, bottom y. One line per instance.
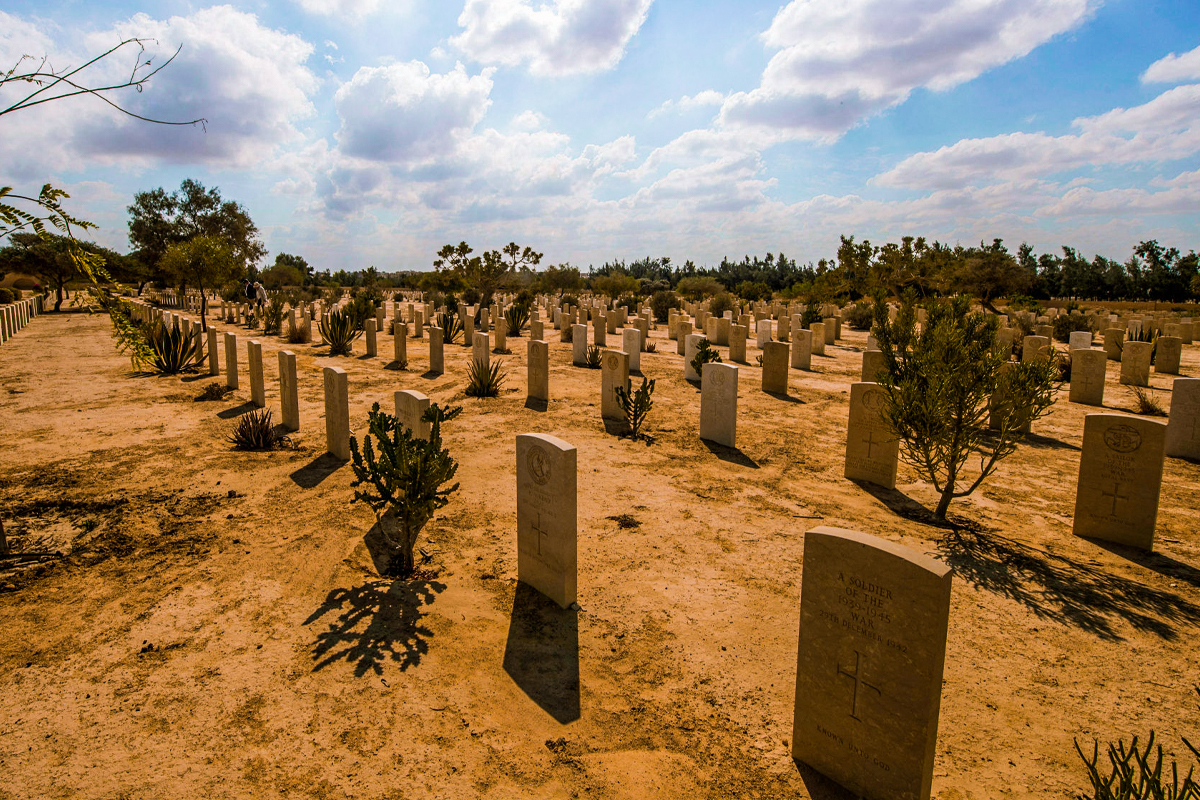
1069, 331, 1093, 350
248, 340, 266, 408
516, 433, 577, 608
395, 389, 431, 441
791, 329, 813, 370
224, 332, 239, 389
1165, 378, 1200, 459
1072, 413, 1166, 550
323, 367, 351, 460
730, 324, 748, 363
622, 327, 642, 372
365, 319, 377, 357
601, 349, 630, 420
279, 350, 299, 431
208, 329, 220, 376
472, 331, 490, 370
495, 318, 507, 352
844, 383, 899, 489
393, 323, 407, 364
762, 341, 789, 394
1103, 328, 1124, 361
861, 349, 887, 383
684, 334, 704, 381
757, 320, 772, 349
527, 339, 549, 402
429, 327, 444, 374
699, 362, 738, 447
1069, 349, 1106, 406
1155, 336, 1182, 375
572, 324, 588, 366
1120, 341, 1152, 386
810, 323, 826, 356
822, 318, 837, 345
792, 526, 952, 800
1022, 335, 1051, 362
676, 320, 693, 355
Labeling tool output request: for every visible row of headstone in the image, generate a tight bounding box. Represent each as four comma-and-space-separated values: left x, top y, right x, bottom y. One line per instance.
0, 295, 42, 344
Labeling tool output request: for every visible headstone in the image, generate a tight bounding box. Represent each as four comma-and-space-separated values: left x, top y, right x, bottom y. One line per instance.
844, 383, 900, 489
393, 322, 407, 364
365, 319, 377, 357
495, 318, 508, 352
527, 339, 549, 402
730, 324, 748, 363
323, 366, 350, 460
684, 334, 704, 381
1155, 336, 1182, 374
516, 433, 577, 608
792, 526, 952, 800
472, 331, 490, 370
822, 318, 837, 345
207, 329, 220, 376
1069, 331, 1093, 350
1166, 378, 1200, 459
248, 340, 266, 408
699, 362, 738, 447
593, 315, 606, 347
622, 327, 642, 372
462, 307, 474, 345
762, 341, 789, 394
1119, 341, 1152, 386
777, 315, 790, 343
716, 316, 731, 346
1069, 349, 1106, 406
756, 319, 772, 349
429, 326, 444, 374
413, 309, 423, 338
791, 328, 812, 370
532, 319, 544, 341
395, 389, 431, 441
600, 349, 630, 420
1103, 328, 1124, 361
572, 324, 588, 366
861, 349, 887, 383
1072, 413, 1166, 550
279, 350, 299, 431
224, 332, 239, 389
1022, 335, 1051, 362
810, 323, 826, 356
676, 320, 692, 355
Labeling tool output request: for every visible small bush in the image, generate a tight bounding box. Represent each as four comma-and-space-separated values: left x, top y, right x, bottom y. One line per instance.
645, 341, 656, 353
676, 276, 723, 300
263, 295, 285, 335
1076, 729, 1198, 800
801, 305, 823, 327
615, 376, 655, 441
0, 288, 13, 304
196, 382, 233, 401
286, 317, 312, 344
228, 409, 279, 450
734, 281, 771, 303
1056, 352, 1072, 382
1052, 314, 1095, 343
650, 290, 679, 323
846, 302, 874, 331
465, 358, 505, 397
585, 345, 602, 369
709, 292, 736, 319
1129, 385, 1168, 416
691, 337, 722, 381
319, 309, 363, 356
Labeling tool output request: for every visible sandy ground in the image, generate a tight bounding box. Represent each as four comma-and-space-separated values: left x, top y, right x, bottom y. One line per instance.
1, 304, 1198, 800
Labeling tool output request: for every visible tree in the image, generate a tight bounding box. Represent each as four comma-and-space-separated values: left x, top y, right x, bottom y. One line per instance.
273, 252, 312, 284
433, 241, 541, 310
260, 263, 304, 290
532, 263, 582, 297
871, 293, 1059, 521
0, 233, 80, 310
128, 179, 266, 286
2, 38, 205, 283
159, 236, 237, 330
953, 239, 1030, 312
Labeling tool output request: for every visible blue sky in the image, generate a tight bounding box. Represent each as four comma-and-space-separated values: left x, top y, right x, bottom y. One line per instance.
2, 0, 1198, 272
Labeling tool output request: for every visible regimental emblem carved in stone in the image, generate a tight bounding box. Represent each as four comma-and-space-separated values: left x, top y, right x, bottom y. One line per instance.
527, 445, 552, 485
1104, 424, 1142, 453
863, 389, 885, 412
711, 368, 726, 387
606, 353, 618, 370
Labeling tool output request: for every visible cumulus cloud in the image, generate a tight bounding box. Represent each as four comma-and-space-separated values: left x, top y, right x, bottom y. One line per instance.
648, 90, 725, 118
1142, 44, 1200, 84
451, 0, 653, 76
874, 83, 1200, 188
0, 7, 319, 177
334, 61, 494, 163
293, 0, 383, 18
719, 0, 1093, 139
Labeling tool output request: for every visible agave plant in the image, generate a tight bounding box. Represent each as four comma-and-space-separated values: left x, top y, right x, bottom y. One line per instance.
319, 309, 363, 356
504, 304, 530, 336
435, 310, 465, 344
228, 408, 279, 450
585, 345, 602, 369
465, 357, 506, 397
147, 321, 207, 374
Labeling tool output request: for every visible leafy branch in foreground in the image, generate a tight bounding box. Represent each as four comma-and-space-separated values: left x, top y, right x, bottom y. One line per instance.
350, 402, 462, 577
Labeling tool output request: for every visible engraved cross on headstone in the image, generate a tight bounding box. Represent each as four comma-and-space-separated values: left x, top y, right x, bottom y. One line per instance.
1102, 482, 1128, 516
532, 513, 550, 556
836, 650, 882, 721
863, 431, 882, 459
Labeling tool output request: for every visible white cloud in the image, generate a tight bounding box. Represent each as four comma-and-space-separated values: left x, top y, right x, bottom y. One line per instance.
719, 0, 1093, 140
451, 0, 653, 76
874, 83, 1200, 188
648, 90, 725, 118
1142, 44, 1200, 84
334, 61, 494, 164
293, 0, 383, 18
0, 7, 319, 178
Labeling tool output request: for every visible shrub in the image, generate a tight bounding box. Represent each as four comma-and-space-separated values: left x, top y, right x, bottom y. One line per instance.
263, 295, 285, 335
227, 409, 279, 450
465, 358, 506, 397
318, 309, 363, 356
801, 305, 823, 327
734, 281, 772, 303
846, 302, 874, 331
585, 345, 602, 369
691, 337, 722, 382
872, 293, 1059, 521
435, 310, 464, 344
1056, 352, 1072, 382
615, 377, 655, 440
709, 292, 736, 319
344, 293, 377, 330
1052, 314, 1096, 343
615, 295, 640, 315
0, 288, 13, 304
560, 295, 579, 310
196, 382, 233, 401
504, 303, 529, 335
350, 402, 462, 576
645, 341, 656, 353
1128, 385, 1168, 416
650, 290, 679, 323
147, 322, 207, 374
286, 316, 312, 344
1076, 729, 1198, 800
676, 276, 723, 300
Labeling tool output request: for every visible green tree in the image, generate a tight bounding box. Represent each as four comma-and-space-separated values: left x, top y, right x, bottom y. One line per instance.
954, 239, 1031, 312
128, 179, 266, 286
0, 232, 80, 310
260, 262, 304, 290
159, 236, 238, 330
272, 252, 312, 285
872, 293, 1059, 520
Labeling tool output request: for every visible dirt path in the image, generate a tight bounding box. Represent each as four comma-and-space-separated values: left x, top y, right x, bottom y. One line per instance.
1, 307, 1198, 800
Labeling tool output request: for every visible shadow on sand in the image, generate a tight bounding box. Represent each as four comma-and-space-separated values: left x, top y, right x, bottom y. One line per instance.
502, 582, 580, 724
